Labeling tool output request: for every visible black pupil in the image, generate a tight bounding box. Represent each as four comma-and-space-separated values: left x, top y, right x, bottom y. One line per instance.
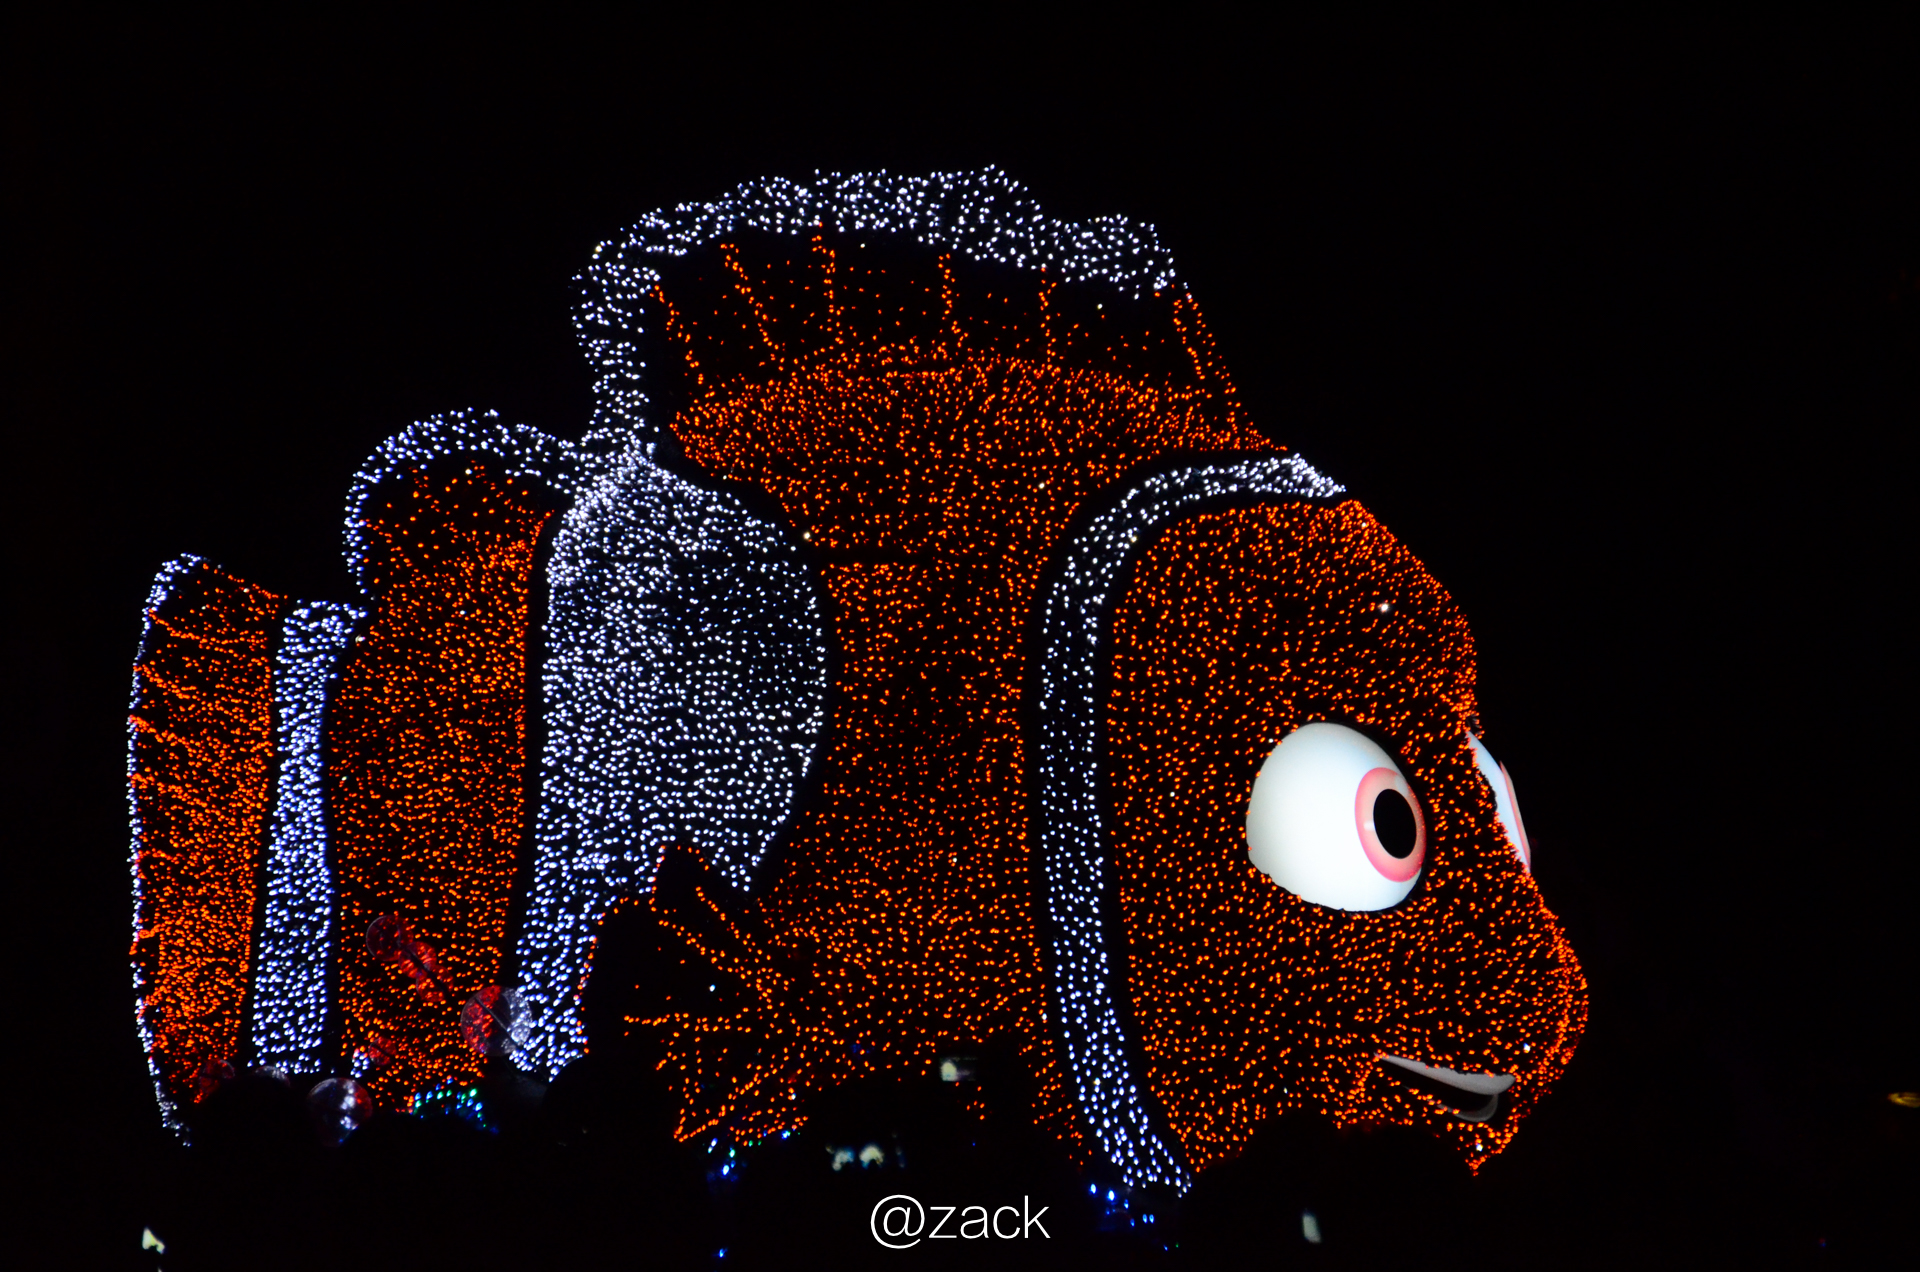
1373, 788, 1417, 858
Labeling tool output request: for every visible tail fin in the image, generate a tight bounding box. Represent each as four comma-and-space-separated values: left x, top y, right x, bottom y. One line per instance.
129, 558, 283, 1125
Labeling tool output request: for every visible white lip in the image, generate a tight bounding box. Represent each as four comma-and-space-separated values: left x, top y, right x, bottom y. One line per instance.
1376, 1052, 1515, 1123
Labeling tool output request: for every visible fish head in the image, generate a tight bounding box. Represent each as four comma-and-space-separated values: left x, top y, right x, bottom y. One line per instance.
1098, 497, 1587, 1176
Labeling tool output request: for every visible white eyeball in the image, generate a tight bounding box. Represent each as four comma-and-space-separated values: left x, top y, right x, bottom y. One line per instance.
1467, 733, 1532, 872
1244, 722, 1426, 911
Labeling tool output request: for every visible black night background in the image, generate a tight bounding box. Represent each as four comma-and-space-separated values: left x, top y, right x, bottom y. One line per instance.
6, 14, 1915, 1268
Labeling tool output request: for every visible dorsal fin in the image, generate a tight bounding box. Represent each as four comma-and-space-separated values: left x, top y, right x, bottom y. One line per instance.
644, 228, 1239, 415
573, 168, 1254, 452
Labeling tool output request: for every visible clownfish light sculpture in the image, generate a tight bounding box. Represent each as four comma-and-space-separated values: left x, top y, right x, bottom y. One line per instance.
126, 168, 1586, 1186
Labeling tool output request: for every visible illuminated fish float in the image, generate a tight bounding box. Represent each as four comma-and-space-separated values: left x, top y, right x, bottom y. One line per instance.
127, 168, 1587, 1185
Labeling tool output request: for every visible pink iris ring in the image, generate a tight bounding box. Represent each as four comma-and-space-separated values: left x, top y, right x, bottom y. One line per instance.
1355, 766, 1425, 882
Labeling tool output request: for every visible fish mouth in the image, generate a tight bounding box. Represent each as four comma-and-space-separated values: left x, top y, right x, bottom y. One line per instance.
1376, 1053, 1516, 1124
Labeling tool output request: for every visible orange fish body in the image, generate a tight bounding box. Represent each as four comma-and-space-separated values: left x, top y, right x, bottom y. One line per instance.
128, 170, 1585, 1186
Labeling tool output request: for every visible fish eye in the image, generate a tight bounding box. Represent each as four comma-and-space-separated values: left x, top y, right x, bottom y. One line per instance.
1467, 732, 1532, 872
1244, 722, 1427, 911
